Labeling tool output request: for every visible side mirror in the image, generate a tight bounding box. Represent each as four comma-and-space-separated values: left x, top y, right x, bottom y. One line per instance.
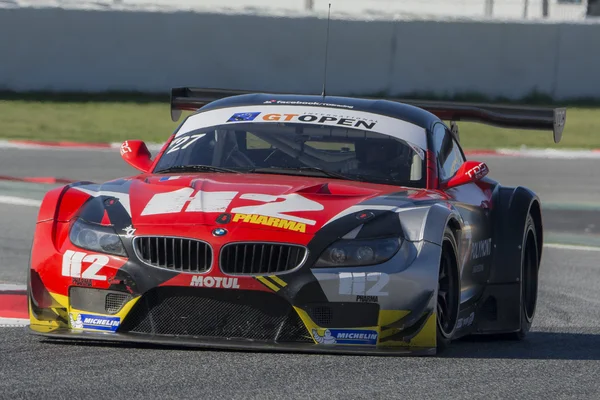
120, 140, 153, 173
443, 160, 489, 190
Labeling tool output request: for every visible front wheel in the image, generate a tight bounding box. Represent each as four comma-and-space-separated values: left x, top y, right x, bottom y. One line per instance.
436, 226, 460, 351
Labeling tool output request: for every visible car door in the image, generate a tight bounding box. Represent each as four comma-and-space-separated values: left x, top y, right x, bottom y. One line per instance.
431, 123, 493, 303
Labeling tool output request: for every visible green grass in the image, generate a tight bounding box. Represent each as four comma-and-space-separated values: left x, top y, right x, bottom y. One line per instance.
1, 95, 599, 149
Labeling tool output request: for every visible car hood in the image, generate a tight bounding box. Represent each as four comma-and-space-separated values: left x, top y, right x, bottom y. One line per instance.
74, 173, 445, 236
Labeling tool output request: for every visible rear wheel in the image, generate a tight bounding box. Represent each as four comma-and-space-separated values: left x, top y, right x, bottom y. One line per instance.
436, 226, 460, 351
511, 214, 539, 340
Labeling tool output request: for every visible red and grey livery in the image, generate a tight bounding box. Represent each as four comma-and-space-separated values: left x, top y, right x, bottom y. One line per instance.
28, 88, 566, 355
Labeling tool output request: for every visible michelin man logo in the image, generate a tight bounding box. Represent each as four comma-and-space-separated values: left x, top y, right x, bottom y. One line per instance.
312, 329, 337, 344
68, 312, 121, 332
69, 313, 84, 329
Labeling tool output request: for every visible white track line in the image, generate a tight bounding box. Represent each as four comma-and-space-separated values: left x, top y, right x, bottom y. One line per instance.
497, 148, 600, 159
0, 195, 41, 207
0, 284, 26, 291
0, 318, 29, 327
544, 243, 600, 252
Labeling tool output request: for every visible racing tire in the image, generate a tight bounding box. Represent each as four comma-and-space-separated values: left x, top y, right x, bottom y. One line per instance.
504, 213, 540, 340
436, 226, 460, 352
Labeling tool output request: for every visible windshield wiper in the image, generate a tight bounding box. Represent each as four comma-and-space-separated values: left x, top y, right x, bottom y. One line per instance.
154, 165, 242, 174
249, 166, 357, 181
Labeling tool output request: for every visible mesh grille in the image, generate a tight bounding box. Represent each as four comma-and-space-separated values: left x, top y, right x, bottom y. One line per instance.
133, 236, 212, 273
220, 243, 307, 275
308, 306, 334, 326
105, 293, 131, 314
119, 287, 313, 343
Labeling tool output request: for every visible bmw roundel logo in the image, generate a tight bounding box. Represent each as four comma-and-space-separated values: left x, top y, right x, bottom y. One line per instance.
212, 228, 227, 237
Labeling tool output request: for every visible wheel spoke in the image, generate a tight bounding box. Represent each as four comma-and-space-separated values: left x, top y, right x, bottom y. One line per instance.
437, 303, 445, 322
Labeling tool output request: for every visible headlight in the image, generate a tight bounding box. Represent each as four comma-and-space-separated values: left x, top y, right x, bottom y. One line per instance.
69, 218, 127, 257
314, 237, 401, 268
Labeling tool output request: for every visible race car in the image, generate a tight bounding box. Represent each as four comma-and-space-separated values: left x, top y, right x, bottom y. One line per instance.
27, 88, 566, 355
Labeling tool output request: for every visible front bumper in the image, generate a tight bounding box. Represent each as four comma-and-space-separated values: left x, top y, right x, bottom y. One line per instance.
29, 219, 442, 355
29, 283, 438, 355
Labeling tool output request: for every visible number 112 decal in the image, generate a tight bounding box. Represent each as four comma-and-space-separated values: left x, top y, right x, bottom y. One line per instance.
338, 272, 389, 296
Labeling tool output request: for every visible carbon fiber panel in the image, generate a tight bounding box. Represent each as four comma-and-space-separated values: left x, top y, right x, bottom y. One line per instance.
119, 287, 313, 343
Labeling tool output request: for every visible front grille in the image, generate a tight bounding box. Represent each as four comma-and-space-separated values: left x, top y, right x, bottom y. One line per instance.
119, 287, 313, 343
303, 303, 381, 328
309, 306, 334, 325
220, 243, 307, 275
133, 236, 212, 273
105, 293, 131, 314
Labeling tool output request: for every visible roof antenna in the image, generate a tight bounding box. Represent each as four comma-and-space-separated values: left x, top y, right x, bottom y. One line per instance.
321, 3, 332, 98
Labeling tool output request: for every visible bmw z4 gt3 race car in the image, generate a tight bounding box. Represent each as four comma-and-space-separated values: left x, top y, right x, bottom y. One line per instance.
28, 88, 566, 355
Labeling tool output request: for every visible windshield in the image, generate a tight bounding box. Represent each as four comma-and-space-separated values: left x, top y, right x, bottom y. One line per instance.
154, 122, 426, 187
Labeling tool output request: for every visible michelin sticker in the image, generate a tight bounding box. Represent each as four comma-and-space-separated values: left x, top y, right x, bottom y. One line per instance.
69, 313, 121, 332
311, 329, 378, 345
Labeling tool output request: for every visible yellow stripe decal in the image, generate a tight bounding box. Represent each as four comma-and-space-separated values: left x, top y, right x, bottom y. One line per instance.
257, 276, 280, 292
268, 275, 288, 287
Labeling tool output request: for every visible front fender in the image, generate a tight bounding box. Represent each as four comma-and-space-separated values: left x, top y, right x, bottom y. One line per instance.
397, 203, 463, 246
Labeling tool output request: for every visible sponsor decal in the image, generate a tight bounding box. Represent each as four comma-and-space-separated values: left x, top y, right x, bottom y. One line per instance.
216, 213, 232, 224
141, 188, 238, 216
263, 100, 354, 109
141, 190, 322, 226
227, 112, 261, 122
62, 250, 109, 281
232, 213, 307, 233
466, 162, 489, 180
356, 295, 378, 303
339, 272, 389, 296
71, 278, 93, 287
471, 238, 492, 260
260, 112, 377, 130
120, 141, 132, 156
166, 133, 206, 154
312, 328, 378, 345
190, 276, 240, 289
230, 193, 322, 225
456, 312, 475, 330
69, 313, 121, 332
123, 225, 136, 238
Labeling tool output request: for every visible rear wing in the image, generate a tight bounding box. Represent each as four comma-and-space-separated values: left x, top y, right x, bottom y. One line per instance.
170, 87, 567, 143
403, 100, 566, 143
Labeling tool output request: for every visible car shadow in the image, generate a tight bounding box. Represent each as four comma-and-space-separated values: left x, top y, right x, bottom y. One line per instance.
439, 330, 600, 360
38, 329, 600, 361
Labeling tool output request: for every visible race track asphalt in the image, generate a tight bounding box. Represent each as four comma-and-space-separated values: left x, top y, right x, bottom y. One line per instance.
1, 148, 599, 399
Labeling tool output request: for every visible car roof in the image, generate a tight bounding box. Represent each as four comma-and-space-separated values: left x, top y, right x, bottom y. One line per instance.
197, 93, 443, 131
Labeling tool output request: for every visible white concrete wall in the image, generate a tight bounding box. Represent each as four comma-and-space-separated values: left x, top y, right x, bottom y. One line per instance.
5, 0, 590, 21
0, 7, 598, 100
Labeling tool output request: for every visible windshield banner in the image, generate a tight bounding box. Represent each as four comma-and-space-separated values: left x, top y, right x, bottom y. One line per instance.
175, 105, 428, 151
